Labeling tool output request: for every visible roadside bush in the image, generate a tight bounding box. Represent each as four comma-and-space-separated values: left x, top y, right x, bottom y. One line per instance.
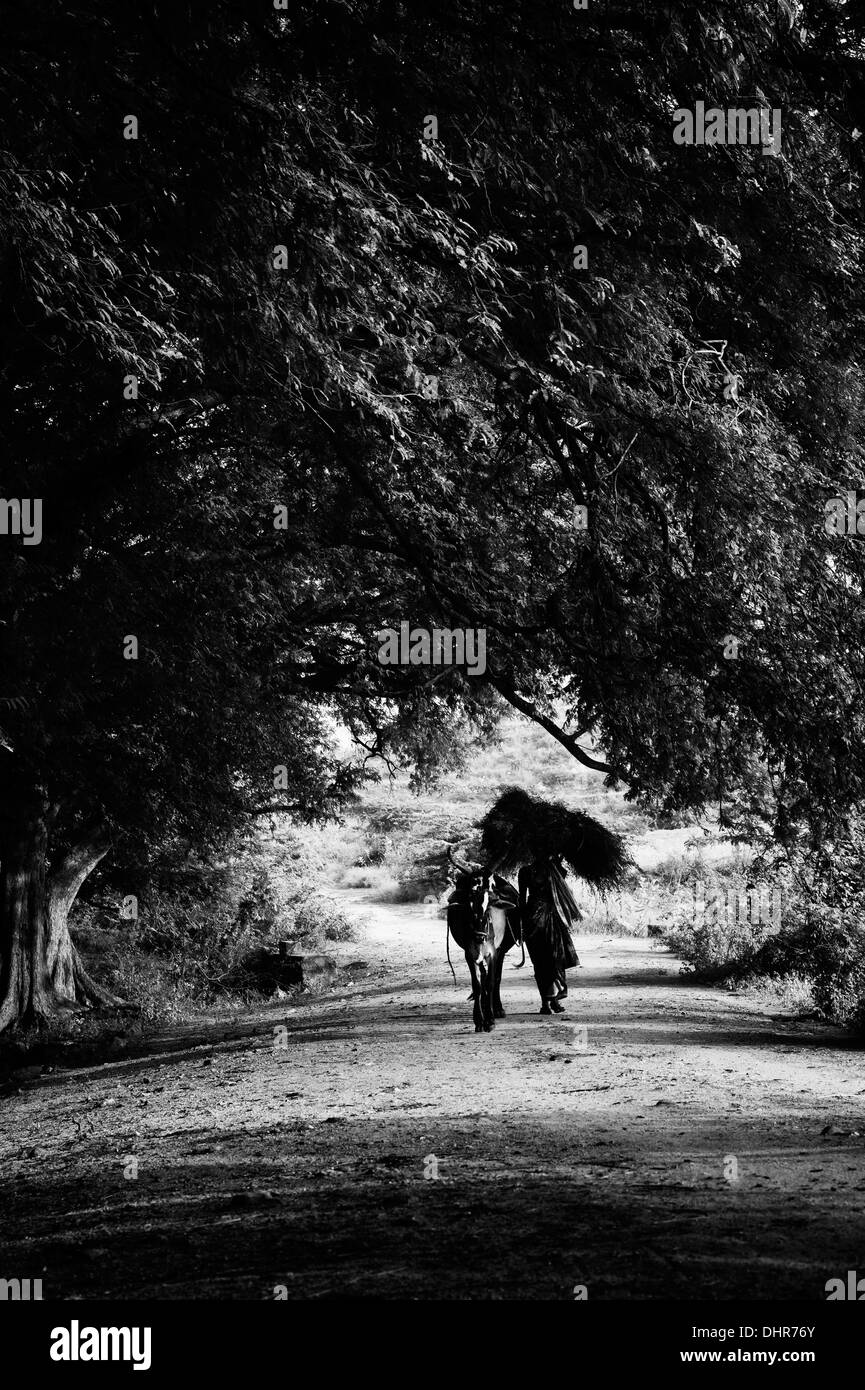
660, 855, 776, 973
293, 893, 357, 944
767, 905, 865, 1026
662, 835, 865, 1031
664, 911, 768, 979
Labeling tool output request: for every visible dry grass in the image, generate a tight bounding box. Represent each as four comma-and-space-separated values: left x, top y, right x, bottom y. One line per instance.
339, 865, 399, 894
749, 973, 815, 1014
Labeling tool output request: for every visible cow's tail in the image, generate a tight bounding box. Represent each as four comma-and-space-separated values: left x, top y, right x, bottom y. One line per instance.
513, 910, 526, 968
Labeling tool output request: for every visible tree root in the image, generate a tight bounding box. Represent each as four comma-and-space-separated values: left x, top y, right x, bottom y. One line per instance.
71, 955, 128, 1010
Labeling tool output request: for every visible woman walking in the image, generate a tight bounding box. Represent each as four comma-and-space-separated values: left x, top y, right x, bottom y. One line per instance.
479, 786, 632, 1017
518, 855, 581, 1014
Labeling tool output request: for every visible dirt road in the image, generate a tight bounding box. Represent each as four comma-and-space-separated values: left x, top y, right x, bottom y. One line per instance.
1, 889, 863, 1300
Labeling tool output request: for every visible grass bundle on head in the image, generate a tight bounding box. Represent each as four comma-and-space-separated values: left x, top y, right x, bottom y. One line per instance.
479, 787, 633, 891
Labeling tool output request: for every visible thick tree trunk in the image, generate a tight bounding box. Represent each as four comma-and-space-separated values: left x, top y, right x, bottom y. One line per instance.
0, 792, 121, 1032
0, 799, 53, 1030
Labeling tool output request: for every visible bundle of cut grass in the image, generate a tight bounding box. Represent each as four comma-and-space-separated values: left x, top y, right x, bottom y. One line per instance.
479, 786, 632, 891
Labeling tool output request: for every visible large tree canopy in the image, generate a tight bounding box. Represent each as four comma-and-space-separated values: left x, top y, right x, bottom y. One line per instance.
2, 0, 865, 1026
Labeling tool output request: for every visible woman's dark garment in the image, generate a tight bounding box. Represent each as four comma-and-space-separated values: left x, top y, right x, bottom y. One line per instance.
518, 859, 581, 1002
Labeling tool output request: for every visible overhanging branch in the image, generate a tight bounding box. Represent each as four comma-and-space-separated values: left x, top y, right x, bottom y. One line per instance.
488, 676, 620, 779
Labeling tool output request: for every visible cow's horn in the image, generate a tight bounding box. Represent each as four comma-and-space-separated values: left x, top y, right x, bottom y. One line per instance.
447, 845, 474, 874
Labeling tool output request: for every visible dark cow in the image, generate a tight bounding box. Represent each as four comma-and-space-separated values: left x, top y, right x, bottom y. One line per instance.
446, 851, 522, 1033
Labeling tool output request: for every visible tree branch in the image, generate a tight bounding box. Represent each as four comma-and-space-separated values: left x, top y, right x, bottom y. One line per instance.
49, 827, 112, 904
487, 676, 619, 778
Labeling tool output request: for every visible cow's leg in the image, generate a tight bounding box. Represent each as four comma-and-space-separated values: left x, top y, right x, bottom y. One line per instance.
493, 946, 506, 1018
467, 956, 483, 1032
479, 959, 494, 1032
488, 909, 509, 1020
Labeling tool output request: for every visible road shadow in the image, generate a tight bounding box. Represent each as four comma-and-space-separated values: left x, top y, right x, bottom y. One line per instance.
0, 1112, 858, 1299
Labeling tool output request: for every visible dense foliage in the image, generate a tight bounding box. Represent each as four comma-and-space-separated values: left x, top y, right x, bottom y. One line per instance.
3, 0, 865, 1024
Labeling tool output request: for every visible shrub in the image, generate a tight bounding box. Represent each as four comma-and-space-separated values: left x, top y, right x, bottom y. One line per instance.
340, 864, 400, 895
664, 912, 767, 979
293, 893, 357, 944
324, 916, 359, 943
662, 852, 865, 1032
791, 908, 865, 1025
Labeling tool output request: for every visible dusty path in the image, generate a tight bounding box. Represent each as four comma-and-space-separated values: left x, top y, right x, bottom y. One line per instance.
1, 890, 863, 1300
